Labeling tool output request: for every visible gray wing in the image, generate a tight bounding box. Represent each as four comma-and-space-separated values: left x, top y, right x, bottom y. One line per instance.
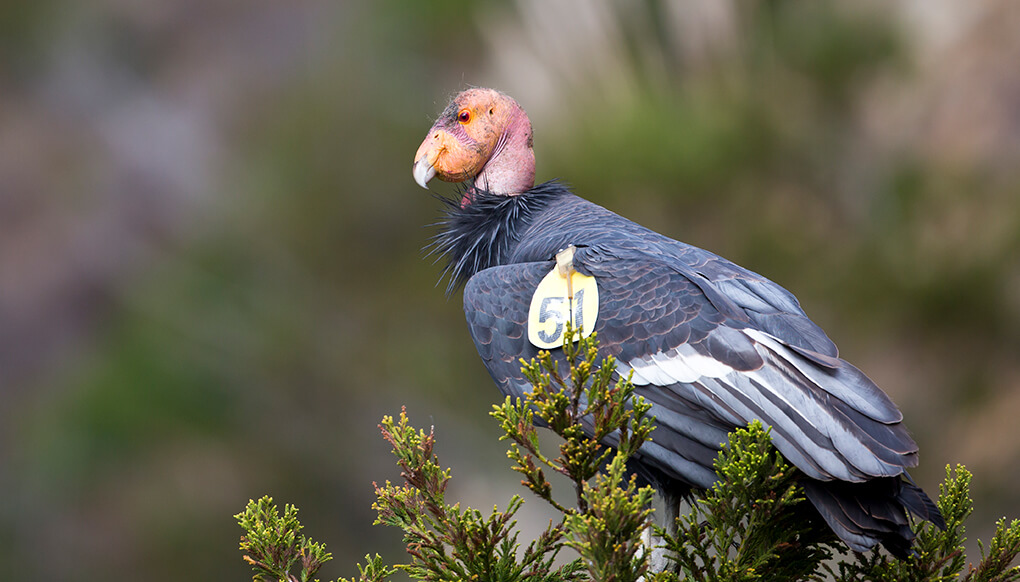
646, 236, 842, 364
462, 260, 548, 398
463, 244, 918, 490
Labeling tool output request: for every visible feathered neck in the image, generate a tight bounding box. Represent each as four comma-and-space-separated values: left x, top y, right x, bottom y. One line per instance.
429, 180, 567, 293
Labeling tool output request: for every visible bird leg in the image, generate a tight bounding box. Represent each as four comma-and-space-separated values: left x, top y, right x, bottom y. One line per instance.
646, 489, 683, 575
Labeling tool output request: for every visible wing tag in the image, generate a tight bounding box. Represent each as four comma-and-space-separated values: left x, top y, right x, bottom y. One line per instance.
528, 247, 598, 349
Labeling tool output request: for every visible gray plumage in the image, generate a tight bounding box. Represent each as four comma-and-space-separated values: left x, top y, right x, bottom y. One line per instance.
436, 181, 942, 557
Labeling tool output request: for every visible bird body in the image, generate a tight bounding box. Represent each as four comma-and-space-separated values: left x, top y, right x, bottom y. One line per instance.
414, 88, 943, 557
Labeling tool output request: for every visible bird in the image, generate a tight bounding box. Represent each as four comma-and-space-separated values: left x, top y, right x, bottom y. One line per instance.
412, 87, 943, 558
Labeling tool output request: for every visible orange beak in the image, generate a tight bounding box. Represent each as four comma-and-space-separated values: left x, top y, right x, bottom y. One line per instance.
412, 126, 489, 189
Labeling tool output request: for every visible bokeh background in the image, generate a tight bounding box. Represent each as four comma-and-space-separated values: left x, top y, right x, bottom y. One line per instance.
2, 1, 1019, 580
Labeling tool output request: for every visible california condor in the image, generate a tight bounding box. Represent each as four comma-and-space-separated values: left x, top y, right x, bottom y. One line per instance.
413, 87, 943, 557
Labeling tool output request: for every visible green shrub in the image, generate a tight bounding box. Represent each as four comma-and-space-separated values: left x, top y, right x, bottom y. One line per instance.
237, 330, 1020, 581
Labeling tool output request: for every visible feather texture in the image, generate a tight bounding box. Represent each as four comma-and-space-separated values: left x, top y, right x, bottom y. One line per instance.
445, 181, 941, 556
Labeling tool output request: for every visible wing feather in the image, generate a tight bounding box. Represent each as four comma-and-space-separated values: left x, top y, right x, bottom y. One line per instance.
576, 245, 916, 482
463, 244, 918, 492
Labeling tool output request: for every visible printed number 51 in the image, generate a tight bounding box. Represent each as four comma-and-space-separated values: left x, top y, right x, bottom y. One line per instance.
536, 289, 585, 344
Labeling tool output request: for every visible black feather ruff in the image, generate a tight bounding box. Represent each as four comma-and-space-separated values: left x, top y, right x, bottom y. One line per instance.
427, 180, 567, 294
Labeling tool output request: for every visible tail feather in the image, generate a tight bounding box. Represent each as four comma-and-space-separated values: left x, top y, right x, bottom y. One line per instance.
899, 479, 946, 530
802, 476, 942, 558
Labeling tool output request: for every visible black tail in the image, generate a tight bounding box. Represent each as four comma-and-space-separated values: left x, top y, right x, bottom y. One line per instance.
802, 476, 944, 558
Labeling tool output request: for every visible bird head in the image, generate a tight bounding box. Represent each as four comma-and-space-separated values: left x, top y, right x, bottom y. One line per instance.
413, 88, 535, 202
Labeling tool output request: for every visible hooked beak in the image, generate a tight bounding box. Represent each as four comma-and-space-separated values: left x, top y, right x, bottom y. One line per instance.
413, 125, 487, 189
413, 156, 436, 189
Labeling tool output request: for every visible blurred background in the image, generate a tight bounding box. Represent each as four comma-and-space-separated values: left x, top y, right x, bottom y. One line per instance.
2, 0, 1019, 579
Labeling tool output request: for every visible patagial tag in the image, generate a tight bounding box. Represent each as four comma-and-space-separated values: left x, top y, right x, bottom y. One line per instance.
527, 247, 598, 349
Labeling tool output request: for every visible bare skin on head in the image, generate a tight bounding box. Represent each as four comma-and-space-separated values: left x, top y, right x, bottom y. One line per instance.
413, 88, 536, 203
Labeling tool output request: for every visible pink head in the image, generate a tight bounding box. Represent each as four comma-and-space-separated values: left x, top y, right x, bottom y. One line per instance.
413, 88, 536, 202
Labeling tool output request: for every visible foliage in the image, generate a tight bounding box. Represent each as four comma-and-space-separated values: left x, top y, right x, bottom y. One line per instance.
656, 421, 836, 581
651, 434, 1020, 581
496, 327, 658, 581
235, 496, 337, 582
366, 325, 658, 581
834, 466, 1020, 582
371, 408, 584, 582
238, 331, 1020, 581
238, 326, 658, 581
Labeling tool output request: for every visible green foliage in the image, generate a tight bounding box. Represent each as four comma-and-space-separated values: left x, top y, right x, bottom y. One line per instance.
372, 408, 583, 582
235, 326, 658, 582
366, 325, 658, 582
238, 331, 1020, 581
236, 496, 335, 582
562, 455, 656, 582
650, 433, 1020, 582
835, 466, 1020, 582
657, 422, 835, 581
495, 327, 658, 581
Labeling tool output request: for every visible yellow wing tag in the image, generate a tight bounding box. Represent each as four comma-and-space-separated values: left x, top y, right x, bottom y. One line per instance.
527, 247, 598, 349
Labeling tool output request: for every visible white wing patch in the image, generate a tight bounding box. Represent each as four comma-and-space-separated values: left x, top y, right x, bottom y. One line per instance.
622, 345, 735, 386
743, 328, 901, 423
615, 328, 907, 482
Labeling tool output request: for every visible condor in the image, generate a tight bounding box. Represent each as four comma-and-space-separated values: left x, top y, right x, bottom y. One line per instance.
414, 88, 942, 557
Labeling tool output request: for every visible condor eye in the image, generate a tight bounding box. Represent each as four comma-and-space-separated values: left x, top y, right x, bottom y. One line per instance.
457, 109, 471, 123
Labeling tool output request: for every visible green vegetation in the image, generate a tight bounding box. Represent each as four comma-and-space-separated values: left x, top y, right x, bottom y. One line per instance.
8, 3, 1020, 581
237, 331, 1020, 581
661, 422, 834, 580
236, 498, 335, 582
